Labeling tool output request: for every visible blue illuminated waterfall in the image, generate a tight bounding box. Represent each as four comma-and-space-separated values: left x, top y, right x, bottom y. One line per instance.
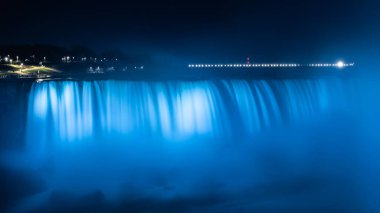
26, 79, 345, 143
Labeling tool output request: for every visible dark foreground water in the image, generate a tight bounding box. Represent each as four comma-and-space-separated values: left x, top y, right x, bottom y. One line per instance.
0, 77, 380, 212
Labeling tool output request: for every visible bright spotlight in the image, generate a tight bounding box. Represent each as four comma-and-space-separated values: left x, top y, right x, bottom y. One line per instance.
336, 61, 344, 68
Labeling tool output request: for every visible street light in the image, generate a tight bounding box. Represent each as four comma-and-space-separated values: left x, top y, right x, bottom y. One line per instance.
336, 61, 344, 68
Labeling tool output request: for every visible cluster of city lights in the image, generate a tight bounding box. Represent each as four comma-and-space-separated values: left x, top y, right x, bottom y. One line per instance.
188, 61, 354, 69
61, 56, 118, 63
1, 55, 46, 66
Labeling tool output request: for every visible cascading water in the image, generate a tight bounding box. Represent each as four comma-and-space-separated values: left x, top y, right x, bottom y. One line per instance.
4, 78, 371, 212
26, 79, 345, 144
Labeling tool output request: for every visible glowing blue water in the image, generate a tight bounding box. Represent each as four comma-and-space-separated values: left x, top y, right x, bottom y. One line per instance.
6, 78, 378, 212
26, 79, 345, 144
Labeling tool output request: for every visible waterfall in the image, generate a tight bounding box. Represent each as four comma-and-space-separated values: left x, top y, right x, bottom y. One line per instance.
26, 79, 345, 144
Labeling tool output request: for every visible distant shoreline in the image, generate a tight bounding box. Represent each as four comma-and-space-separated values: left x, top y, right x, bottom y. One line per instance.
0, 66, 355, 82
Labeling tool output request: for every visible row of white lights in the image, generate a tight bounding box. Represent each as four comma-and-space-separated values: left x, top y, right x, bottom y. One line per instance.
307, 62, 354, 67
188, 61, 354, 69
189, 64, 301, 68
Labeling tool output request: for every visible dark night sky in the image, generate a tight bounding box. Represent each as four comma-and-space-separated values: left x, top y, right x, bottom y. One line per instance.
0, 0, 379, 63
